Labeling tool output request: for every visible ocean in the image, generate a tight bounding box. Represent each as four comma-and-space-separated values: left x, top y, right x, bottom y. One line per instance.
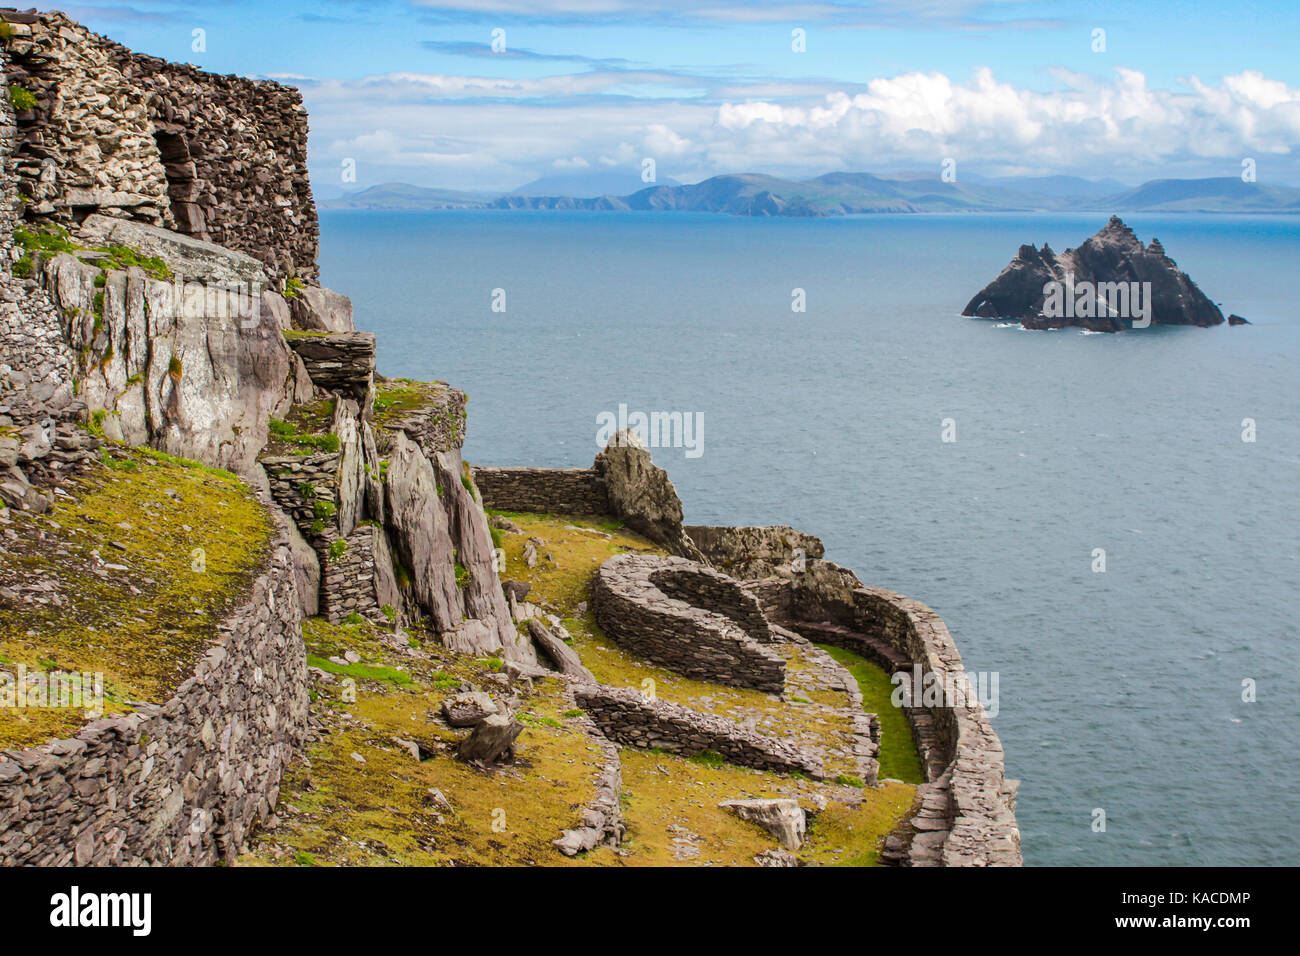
319, 208, 1299, 866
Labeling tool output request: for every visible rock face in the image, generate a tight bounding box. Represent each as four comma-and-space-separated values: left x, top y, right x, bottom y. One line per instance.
962, 216, 1225, 332
34, 250, 314, 472
685, 524, 824, 578
719, 798, 807, 850
593, 429, 705, 560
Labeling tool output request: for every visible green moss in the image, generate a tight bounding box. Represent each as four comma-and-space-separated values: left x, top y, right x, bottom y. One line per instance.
10, 255, 33, 278
835, 773, 865, 788
14, 224, 78, 255
283, 276, 306, 299
86, 409, 108, 438
98, 244, 172, 281
0, 445, 273, 750
7, 83, 36, 112
168, 356, 183, 382
327, 539, 347, 563
454, 561, 469, 590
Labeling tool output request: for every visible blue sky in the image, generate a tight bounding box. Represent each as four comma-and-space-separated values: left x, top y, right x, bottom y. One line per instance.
54, 1, 1300, 192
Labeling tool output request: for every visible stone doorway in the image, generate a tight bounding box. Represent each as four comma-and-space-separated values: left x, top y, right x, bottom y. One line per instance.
152, 126, 208, 240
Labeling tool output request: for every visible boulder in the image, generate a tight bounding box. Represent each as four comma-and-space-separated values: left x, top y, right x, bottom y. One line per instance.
456, 713, 523, 765
290, 285, 355, 334
593, 429, 705, 561
1228, 314, 1251, 326
441, 692, 499, 728
719, 798, 807, 850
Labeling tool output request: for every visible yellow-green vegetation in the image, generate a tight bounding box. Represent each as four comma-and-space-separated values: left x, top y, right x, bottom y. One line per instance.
817, 644, 924, 784
490, 509, 917, 864
281, 329, 329, 340
263, 398, 338, 457
283, 276, 306, 299
370, 378, 465, 430
13, 224, 171, 281
0, 445, 273, 749
601, 749, 915, 866
239, 617, 611, 867
7, 83, 35, 112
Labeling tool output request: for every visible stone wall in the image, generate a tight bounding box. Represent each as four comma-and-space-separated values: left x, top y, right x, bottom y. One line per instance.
317, 524, 384, 624
574, 684, 824, 778
0, 499, 309, 865
472, 465, 610, 515
592, 553, 786, 693
768, 561, 1021, 866
1, 10, 318, 280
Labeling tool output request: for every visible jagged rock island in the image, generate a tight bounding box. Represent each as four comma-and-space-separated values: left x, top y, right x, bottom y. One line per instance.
963, 215, 1229, 331
0, 12, 1019, 867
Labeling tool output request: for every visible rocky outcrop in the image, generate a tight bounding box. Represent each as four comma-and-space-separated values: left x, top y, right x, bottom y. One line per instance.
284, 331, 375, 405
685, 524, 824, 578
592, 553, 785, 693
593, 429, 704, 559
22, 231, 316, 474
962, 216, 1224, 331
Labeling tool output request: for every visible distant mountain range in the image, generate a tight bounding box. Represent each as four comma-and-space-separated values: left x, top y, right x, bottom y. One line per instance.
321, 174, 1300, 216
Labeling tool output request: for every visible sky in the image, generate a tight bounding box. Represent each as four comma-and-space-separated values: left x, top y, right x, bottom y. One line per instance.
48, 0, 1300, 194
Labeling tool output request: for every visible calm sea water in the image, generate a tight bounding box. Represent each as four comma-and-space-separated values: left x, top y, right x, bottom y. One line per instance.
319, 208, 1299, 866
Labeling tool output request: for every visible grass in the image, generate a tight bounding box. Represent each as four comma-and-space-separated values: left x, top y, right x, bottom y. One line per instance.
817, 643, 925, 784
267, 417, 339, 455
238, 617, 610, 867
0, 445, 272, 749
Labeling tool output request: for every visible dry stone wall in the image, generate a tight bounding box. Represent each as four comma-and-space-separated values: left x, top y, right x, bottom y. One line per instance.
0, 499, 309, 865
1, 10, 318, 279
472, 466, 610, 515
592, 553, 786, 693
574, 684, 824, 778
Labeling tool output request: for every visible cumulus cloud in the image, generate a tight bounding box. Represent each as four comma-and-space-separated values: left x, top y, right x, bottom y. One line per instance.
299, 66, 1300, 190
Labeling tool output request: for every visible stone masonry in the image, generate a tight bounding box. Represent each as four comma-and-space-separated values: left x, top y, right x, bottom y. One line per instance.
574, 684, 824, 779
0, 500, 308, 865
592, 553, 786, 693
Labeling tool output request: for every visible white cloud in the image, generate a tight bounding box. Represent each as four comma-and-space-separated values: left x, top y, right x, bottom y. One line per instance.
300, 66, 1300, 190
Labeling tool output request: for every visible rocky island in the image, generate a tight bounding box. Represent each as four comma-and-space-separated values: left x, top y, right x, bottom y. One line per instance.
963, 215, 1230, 332
0, 11, 1018, 867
